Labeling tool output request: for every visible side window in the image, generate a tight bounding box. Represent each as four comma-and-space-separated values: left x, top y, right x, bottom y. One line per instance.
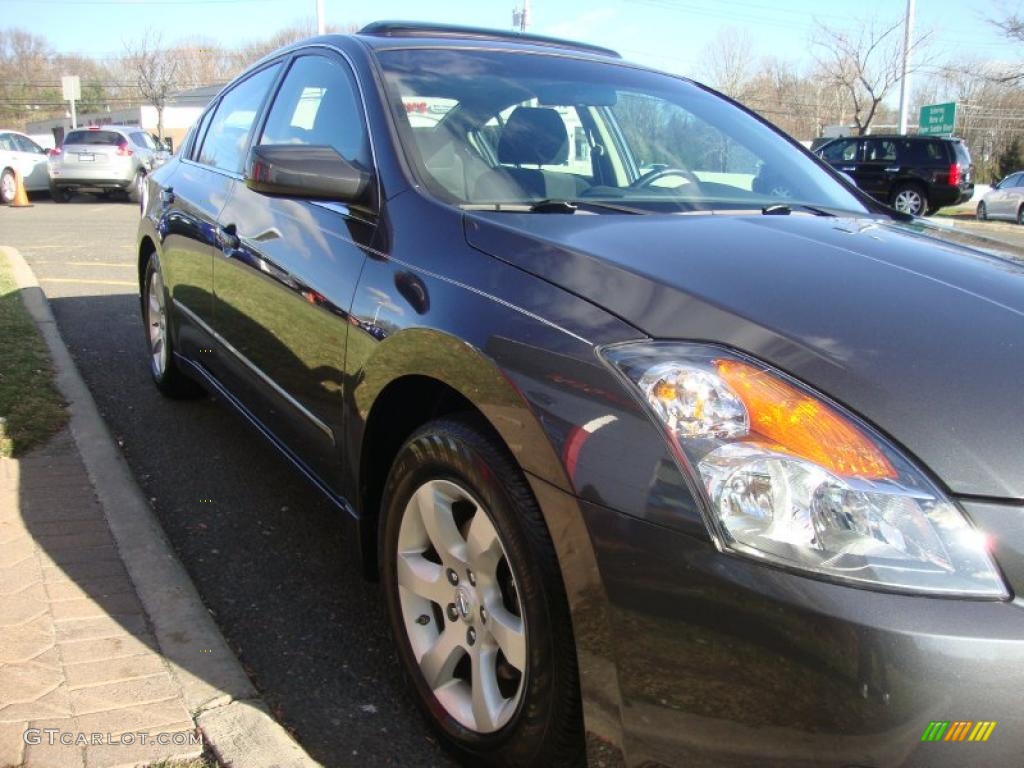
1012, 174, 1024, 188
866, 139, 896, 163
821, 140, 856, 164
259, 55, 370, 168
198, 64, 281, 173
189, 109, 215, 161
0, 133, 15, 152
14, 135, 43, 153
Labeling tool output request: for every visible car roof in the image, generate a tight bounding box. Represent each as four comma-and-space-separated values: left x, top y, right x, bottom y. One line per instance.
352, 21, 621, 60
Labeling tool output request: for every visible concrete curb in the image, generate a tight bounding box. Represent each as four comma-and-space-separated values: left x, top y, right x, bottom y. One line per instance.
2, 245, 320, 768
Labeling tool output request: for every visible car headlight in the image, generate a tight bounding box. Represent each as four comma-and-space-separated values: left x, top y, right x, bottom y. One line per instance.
601, 342, 1006, 597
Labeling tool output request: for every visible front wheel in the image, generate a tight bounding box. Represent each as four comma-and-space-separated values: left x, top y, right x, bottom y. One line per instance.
977, 201, 987, 221
380, 417, 584, 767
1018, 206, 1023, 226
891, 184, 927, 216
141, 253, 202, 398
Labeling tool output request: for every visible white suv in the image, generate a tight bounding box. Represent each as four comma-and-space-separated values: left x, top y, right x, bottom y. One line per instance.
48, 125, 170, 203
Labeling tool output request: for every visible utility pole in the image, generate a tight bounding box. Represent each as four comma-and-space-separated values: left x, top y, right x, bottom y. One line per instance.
897, 0, 916, 135
512, 0, 530, 32
316, 0, 325, 34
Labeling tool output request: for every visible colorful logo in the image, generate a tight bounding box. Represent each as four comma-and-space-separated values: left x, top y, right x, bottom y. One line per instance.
921, 721, 997, 742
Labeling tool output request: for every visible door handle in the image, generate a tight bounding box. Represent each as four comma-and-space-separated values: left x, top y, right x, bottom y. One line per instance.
216, 223, 240, 251
160, 187, 175, 205
884, 167, 900, 173
838, 166, 855, 172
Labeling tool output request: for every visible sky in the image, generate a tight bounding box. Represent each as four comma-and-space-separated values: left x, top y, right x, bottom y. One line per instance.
4, 0, 1020, 83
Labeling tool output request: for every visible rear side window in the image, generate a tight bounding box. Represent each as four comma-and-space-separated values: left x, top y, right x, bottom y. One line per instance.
130, 131, 158, 149
865, 139, 896, 162
198, 63, 281, 174
259, 55, 370, 168
14, 135, 43, 153
953, 141, 971, 166
64, 130, 122, 145
821, 139, 857, 163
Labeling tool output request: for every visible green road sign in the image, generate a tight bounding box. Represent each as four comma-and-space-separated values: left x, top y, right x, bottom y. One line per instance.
919, 102, 956, 136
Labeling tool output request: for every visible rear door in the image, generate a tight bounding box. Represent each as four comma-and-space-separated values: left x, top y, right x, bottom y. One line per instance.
213, 51, 376, 487
1006, 173, 1024, 219
989, 173, 1018, 217
159, 62, 282, 361
857, 138, 898, 200
11, 134, 49, 189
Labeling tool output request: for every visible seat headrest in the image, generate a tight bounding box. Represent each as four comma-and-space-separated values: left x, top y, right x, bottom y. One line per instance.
497, 106, 569, 166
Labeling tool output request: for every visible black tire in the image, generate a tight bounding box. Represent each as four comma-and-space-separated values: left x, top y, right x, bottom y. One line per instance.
1017, 205, 1023, 226
141, 253, 203, 398
380, 416, 584, 767
891, 183, 927, 216
977, 202, 987, 221
127, 170, 144, 204
1, 168, 15, 204
49, 183, 71, 203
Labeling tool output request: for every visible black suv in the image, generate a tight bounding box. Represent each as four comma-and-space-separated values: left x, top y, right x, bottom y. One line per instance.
138, 22, 1024, 768
816, 134, 974, 215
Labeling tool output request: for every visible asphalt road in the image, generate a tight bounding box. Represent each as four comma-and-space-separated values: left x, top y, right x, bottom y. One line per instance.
1, 195, 455, 768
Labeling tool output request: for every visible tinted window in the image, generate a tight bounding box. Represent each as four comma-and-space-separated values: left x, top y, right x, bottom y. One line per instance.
259, 55, 369, 167
198, 64, 280, 173
1007, 173, 1023, 188
865, 139, 896, 162
821, 139, 857, 163
64, 130, 122, 146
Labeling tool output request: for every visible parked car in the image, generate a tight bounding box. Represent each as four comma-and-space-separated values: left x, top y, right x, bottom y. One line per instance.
815, 134, 974, 215
137, 23, 1024, 768
0, 129, 50, 202
48, 125, 170, 203
978, 170, 1024, 224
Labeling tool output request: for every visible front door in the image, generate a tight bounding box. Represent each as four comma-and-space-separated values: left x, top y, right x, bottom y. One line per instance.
213, 52, 377, 489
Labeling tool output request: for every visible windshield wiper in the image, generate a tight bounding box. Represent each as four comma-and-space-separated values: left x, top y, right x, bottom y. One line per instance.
461, 199, 647, 215
762, 203, 836, 217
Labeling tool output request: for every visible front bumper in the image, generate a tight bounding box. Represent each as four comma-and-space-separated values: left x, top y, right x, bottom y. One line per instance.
560, 489, 1024, 768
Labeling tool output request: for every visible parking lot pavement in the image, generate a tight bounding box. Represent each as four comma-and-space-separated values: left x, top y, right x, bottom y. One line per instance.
1, 197, 455, 768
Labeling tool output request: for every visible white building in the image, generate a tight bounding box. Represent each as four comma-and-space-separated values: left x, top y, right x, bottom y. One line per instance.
26, 84, 222, 153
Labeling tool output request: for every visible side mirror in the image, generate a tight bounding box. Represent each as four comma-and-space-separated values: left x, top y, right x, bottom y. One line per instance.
245, 144, 372, 206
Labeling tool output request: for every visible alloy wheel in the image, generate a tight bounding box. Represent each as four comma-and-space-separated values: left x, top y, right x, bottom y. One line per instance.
147, 269, 168, 377
893, 188, 925, 216
395, 479, 527, 734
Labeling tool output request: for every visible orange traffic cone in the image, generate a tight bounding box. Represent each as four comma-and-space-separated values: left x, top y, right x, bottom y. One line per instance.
9, 170, 32, 208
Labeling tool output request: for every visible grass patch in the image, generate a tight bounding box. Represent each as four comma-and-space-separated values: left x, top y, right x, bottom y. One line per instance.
0, 252, 67, 456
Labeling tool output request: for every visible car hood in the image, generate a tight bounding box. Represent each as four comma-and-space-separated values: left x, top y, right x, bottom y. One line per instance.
464, 211, 1024, 499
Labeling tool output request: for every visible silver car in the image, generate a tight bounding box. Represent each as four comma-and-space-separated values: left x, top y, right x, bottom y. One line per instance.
48, 125, 170, 203
0, 129, 50, 203
977, 170, 1024, 224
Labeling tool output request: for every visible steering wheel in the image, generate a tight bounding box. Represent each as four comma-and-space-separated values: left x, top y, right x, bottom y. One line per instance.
630, 167, 702, 190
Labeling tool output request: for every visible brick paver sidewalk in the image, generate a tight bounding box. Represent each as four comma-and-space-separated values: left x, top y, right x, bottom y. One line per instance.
0, 429, 202, 768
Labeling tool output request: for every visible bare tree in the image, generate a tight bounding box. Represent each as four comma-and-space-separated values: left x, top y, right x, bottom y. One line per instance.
813, 16, 931, 134
699, 27, 756, 101
122, 30, 180, 140
986, 5, 1024, 84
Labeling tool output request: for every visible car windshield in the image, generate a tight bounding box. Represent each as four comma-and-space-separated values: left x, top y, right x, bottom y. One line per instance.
378, 49, 870, 215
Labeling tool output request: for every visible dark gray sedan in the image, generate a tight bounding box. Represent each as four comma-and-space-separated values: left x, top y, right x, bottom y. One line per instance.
137, 22, 1024, 768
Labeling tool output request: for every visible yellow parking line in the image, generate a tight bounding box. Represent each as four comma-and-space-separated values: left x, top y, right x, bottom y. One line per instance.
40, 277, 136, 287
